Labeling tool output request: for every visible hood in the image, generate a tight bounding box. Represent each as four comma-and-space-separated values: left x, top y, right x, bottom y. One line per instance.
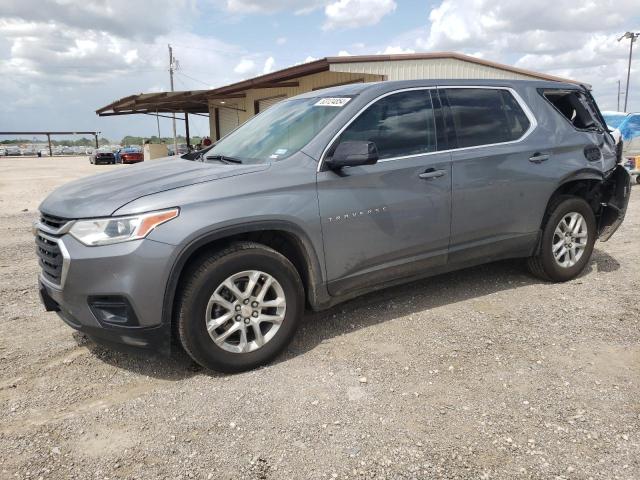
40, 158, 269, 218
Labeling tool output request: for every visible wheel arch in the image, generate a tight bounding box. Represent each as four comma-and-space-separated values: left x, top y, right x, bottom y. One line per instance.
532, 169, 604, 254
535, 165, 629, 252
162, 221, 328, 343
544, 169, 605, 218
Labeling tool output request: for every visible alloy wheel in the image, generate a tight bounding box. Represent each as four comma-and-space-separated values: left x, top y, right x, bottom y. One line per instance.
552, 212, 588, 268
205, 270, 286, 353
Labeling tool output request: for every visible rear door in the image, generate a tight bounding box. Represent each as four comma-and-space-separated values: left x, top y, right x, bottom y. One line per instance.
440, 87, 544, 263
316, 88, 452, 296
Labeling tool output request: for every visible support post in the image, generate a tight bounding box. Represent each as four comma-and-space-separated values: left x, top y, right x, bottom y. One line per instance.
185, 113, 191, 150
47, 134, 52, 157
94, 134, 99, 149
624, 35, 635, 112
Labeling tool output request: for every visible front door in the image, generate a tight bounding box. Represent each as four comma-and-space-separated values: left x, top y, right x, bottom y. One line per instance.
316, 89, 452, 296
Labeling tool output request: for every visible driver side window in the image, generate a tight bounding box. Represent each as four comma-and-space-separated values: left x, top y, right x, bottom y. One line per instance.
335, 89, 437, 160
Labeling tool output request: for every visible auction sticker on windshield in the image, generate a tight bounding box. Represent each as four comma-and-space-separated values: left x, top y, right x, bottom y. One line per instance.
315, 97, 351, 107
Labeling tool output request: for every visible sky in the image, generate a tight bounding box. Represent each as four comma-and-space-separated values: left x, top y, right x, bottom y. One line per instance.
1, 0, 639, 142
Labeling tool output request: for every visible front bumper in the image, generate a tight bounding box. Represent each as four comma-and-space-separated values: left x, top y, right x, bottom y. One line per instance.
37, 234, 177, 354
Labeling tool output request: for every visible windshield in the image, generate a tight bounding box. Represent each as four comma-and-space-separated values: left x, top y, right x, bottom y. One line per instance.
602, 113, 628, 129
205, 97, 350, 163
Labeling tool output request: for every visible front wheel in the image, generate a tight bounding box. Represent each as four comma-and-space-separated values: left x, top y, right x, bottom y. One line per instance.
177, 242, 304, 372
527, 196, 596, 282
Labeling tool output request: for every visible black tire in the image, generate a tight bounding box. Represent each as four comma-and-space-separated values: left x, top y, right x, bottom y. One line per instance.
527, 196, 596, 282
177, 241, 304, 373
635, 175, 640, 185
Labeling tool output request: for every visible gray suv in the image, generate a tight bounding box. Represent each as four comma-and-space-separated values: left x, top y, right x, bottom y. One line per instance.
35, 80, 630, 372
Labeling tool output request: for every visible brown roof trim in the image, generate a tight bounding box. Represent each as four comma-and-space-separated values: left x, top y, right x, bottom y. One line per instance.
326, 52, 580, 84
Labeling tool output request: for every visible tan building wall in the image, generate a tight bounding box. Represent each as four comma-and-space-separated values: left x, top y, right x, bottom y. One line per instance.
330, 57, 539, 81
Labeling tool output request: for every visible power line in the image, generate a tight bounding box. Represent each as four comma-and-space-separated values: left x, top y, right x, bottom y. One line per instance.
176, 71, 211, 88
169, 43, 240, 55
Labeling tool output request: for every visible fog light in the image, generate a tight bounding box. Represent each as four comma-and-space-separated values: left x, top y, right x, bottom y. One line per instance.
88, 296, 139, 327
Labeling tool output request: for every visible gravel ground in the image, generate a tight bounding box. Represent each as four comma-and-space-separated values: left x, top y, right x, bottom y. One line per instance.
1, 157, 639, 479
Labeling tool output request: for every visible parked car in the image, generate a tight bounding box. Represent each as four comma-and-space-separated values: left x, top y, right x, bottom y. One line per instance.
5, 146, 21, 156
36, 79, 630, 372
89, 148, 116, 165
168, 143, 189, 156
116, 147, 143, 164
622, 155, 640, 183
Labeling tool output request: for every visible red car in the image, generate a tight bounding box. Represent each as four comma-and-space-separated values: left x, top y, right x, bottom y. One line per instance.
117, 147, 144, 164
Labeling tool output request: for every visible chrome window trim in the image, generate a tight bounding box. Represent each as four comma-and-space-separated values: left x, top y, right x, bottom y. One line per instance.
317, 85, 538, 172
36, 230, 70, 290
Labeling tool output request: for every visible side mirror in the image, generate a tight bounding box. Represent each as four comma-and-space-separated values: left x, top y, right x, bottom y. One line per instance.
325, 141, 378, 169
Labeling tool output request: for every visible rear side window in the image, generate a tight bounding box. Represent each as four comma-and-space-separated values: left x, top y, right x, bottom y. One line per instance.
541, 90, 602, 131
335, 90, 436, 160
443, 88, 531, 148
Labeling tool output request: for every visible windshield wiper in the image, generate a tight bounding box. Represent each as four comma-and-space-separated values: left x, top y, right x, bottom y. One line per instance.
204, 154, 243, 164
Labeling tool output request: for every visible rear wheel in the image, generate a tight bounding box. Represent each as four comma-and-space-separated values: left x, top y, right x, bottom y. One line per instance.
527, 196, 596, 282
177, 242, 304, 372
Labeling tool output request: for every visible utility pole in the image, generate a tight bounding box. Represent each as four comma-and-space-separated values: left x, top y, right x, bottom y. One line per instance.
168, 44, 178, 157
617, 80, 621, 111
618, 31, 639, 112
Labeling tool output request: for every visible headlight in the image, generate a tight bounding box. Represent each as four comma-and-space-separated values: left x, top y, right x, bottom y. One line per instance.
69, 208, 179, 246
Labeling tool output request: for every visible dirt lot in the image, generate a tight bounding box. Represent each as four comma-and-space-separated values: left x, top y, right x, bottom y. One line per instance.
1, 156, 639, 479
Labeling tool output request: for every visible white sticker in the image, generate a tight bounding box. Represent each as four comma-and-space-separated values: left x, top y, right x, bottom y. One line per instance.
315, 97, 351, 107
274, 148, 288, 155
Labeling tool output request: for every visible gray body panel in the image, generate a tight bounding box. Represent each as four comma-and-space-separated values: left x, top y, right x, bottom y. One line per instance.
36, 79, 625, 351
317, 152, 451, 295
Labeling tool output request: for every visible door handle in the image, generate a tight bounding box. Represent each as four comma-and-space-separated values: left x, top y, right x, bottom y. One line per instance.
529, 153, 550, 164
419, 168, 446, 180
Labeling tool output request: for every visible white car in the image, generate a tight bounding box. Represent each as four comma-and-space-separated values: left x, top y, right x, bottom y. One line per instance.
6, 146, 21, 156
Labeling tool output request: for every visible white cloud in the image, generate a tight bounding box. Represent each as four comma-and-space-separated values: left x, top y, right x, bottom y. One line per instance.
403, 0, 640, 111
276, 36, 287, 45
337, 50, 351, 56
323, 0, 396, 30
263, 56, 276, 73
226, 0, 325, 14
0, 3, 256, 140
234, 58, 256, 75
0, 0, 191, 40
378, 46, 415, 54
303, 56, 318, 63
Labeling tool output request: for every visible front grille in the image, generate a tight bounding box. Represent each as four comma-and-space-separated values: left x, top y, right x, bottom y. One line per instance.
40, 213, 68, 230
36, 212, 71, 286
36, 232, 63, 284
